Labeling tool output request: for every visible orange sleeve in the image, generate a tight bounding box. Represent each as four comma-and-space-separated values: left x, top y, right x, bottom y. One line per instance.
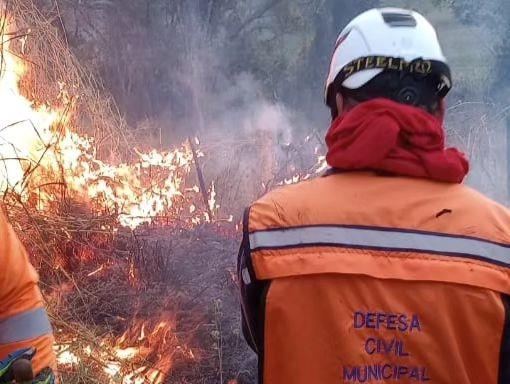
0, 208, 56, 374
0, 209, 44, 319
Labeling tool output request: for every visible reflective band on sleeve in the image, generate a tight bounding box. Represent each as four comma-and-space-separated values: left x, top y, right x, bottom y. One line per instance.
0, 307, 53, 344
249, 226, 510, 267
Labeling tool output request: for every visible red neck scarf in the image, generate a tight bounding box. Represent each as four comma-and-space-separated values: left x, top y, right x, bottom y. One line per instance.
325, 98, 469, 183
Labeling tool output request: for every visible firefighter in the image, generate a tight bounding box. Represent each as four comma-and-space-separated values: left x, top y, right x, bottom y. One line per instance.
239, 7, 510, 384
0, 207, 56, 382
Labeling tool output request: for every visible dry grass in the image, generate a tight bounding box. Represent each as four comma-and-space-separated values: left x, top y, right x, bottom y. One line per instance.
0, 2, 257, 382
4, 0, 132, 158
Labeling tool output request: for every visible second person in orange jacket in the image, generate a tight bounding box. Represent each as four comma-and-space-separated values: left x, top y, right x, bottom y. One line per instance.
0, 207, 56, 377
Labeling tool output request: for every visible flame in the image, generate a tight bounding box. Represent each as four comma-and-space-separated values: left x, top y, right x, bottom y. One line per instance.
115, 347, 140, 360
0, 28, 59, 194
208, 181, 219, 213
55, 346, 79, 366
138, 323, 146, 341
315, 155, 328, 174
0, 15, 218, 229
104, 318, 180, 383
104, 361, 121, 377
278, 152, 328, 186
54, 318, 181, 383
87, 265, 105, 277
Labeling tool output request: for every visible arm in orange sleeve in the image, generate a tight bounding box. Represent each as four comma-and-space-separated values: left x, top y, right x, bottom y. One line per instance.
0, 208, 56, 374
0, 209, 43, 317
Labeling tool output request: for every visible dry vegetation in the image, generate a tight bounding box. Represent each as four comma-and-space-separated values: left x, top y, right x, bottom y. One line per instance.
1, 1, 258, 382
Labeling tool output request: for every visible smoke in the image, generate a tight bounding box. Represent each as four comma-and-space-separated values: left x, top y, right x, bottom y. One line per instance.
147, 1, 317, 213
143, 0, 509, 208
385, 0, 510, 203
57, 0, 509, 205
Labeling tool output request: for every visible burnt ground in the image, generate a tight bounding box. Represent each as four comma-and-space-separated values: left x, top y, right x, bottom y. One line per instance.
130, 225, 258, 383
50, 223, 258, 384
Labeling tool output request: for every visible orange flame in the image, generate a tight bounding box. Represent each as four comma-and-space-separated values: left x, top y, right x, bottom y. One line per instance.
0, 14, 219, 229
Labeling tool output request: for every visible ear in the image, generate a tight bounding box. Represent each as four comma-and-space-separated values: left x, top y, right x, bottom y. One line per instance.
435, 99, 446, 121
335, 93, 345, 116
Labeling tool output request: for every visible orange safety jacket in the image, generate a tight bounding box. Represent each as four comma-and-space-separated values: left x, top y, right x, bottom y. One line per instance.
0, 208, 56, 374
238, 171, 510, 384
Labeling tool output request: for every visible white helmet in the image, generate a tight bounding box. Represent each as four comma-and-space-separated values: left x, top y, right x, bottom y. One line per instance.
325, 8, 451, 105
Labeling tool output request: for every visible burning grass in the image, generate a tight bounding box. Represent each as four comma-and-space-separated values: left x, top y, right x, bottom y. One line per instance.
0, 1, 326, 382
5, 193, 252, 383
0, 2, 251, 382
51, 224, 255, 384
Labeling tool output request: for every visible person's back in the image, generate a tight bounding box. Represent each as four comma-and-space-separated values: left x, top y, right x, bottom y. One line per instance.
238, 7, 510, 384
242, 172, 510, 383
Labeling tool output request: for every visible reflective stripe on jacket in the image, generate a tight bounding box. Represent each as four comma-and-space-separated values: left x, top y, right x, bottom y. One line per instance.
239, 171, 510, 384
0, 208, 56, 374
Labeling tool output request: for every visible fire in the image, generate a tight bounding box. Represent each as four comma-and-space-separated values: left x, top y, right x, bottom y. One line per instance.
105, 318, 181, 383
115, 347, 140, 360
54, 317, 182, 383
55, 346, 79, 366
208, 181, 219, 213
0, 13, 218, 229
0, 29, 59, 194
138, 323, 146, 342
87, 265, 105, 277
279, 152, 328, 186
